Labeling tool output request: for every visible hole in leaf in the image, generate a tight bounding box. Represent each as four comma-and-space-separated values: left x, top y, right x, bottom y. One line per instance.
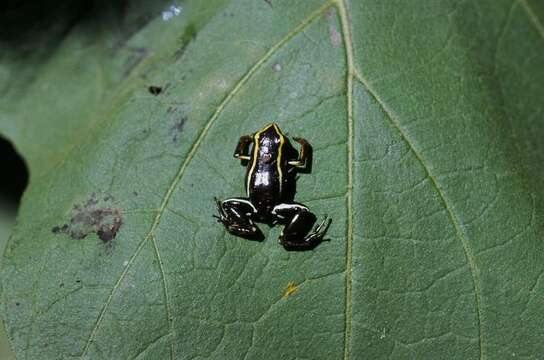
148, 86, 163, 95
0, 136, 28, 210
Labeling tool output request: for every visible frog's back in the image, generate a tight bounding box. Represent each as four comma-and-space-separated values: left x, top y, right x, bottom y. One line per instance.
246, 123, 287, 213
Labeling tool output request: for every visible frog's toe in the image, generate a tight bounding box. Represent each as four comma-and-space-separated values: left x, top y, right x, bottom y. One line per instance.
312, 216, 331, 237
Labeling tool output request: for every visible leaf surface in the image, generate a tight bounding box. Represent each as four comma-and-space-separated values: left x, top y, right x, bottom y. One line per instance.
1, 0, 544, 359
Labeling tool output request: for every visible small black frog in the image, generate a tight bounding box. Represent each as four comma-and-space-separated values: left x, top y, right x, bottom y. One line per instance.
215, 123, 330, 250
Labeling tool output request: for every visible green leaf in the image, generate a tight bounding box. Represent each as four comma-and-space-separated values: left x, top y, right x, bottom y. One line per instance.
0, 206, 16, 360
2, 0, 544, 359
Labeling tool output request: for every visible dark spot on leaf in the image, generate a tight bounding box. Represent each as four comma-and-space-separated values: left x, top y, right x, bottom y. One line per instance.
133, 191, 138, 196
96, 217, 123, 242
264, 0, 273, 7
171, 116, 187, 143
15, 302, 20, 306
52, 224, 69, 234
76, 280, 81, 283
59, 283, 64, 287
86, 196, 98, 207
52, 193, 123, 244
148, 86, 162, 95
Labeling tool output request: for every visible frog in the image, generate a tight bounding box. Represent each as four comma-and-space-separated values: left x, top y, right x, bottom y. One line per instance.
214, 123, 330, 250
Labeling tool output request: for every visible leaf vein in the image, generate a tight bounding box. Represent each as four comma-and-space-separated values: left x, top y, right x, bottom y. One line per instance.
518, 0, 544, 40
353, 71, 485, 360
333, 1, 355, 359
150, 234, 174, 360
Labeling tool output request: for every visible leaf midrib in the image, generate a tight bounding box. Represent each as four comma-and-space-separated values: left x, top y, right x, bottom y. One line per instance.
336, 1, 486, 358
352, 71, 485, 359
341, 1, 543, 357
333, 2, 354, 360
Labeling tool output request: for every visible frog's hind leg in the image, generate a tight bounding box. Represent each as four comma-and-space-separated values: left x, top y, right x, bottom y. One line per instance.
272, 203, 330, 250
214, 197, 262, 240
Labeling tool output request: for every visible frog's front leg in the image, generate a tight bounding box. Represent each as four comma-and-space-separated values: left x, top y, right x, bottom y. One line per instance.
288, 137, 311, 169
272, 203, 330, 250
233, 135, 253, 161
214, 197, 262, 239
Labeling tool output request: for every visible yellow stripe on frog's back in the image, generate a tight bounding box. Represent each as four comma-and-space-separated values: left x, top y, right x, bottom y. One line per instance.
246, 123, 285, 196
246, 129, 261, 196
273, 123, 285, 195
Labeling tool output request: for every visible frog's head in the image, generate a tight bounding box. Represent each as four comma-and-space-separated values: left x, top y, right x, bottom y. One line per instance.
256, 123, 284, 143
255, 123, 285, 160
260, 122, 284, 135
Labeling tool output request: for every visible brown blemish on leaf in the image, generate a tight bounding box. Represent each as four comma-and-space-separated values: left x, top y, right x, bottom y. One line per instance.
282, 281, 298, 299
52, 193, 123, 244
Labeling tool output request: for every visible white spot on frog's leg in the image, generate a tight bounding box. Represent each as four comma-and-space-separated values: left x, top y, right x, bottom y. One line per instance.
272, 203, 309, 215
224, 198, 258, 213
